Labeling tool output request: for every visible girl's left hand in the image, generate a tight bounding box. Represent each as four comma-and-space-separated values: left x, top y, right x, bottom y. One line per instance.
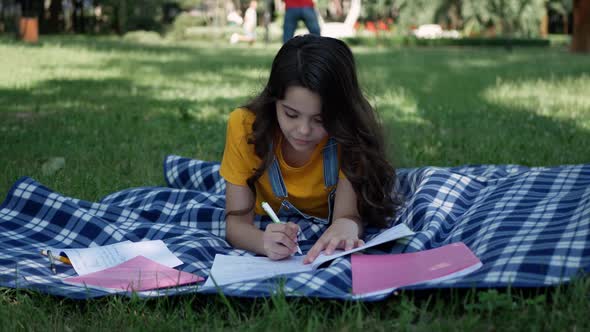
303, 218, 364, 264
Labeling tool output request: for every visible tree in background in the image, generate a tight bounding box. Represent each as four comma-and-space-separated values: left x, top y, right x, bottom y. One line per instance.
0, 0, 20, 33
394, 0, 462, 29
363, 0, 395, 22
94, 0, 168, 34
462, 0, 546, 37
571, 0, 590, 52
390, 0, 436, 29
391, 0, 556, 37
44, 0, 63, 33
547, 0, 573, 33
433, 0, 463, 29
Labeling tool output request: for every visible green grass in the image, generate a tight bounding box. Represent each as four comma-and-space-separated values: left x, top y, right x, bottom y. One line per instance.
1, 35, 589, 331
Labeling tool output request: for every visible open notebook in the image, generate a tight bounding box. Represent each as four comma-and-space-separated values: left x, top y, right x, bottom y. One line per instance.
352, 242, 482, 297
203, 223, 415, 288
63, 255, 203, 292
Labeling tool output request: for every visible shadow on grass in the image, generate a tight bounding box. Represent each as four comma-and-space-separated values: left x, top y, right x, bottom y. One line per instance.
0, 76, 245, 199
1, 37, 274, 199
1, 37, 589, 200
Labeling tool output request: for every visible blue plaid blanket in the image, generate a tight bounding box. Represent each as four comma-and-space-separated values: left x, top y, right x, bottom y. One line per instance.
1, 156, 589, 300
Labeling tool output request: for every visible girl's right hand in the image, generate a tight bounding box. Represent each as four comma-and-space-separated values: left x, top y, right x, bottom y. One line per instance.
263, 222, 300, 260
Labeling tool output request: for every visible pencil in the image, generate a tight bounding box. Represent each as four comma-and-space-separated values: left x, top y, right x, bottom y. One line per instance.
261, 201, 303, 255
40, 249, 72, 265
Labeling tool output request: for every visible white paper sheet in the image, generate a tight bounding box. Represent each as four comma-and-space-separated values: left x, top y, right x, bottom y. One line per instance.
312, 223, 415, 267
203, 255, 313, 288
49, 240, 183, 276
203, 223, 415, 288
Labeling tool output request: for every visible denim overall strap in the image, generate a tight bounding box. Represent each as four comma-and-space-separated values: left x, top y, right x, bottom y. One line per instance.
322, 137, 339, 223
322, 137, 339, 189
268, 154, 288, 198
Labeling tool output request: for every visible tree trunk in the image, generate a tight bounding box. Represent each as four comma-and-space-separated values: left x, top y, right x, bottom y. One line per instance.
72, 0, 80, 32
264, 0, 271, 43
540, 14, 548, 37
116, 0, 127, 35
571, 0, 590, 53
47, 0, 62, 33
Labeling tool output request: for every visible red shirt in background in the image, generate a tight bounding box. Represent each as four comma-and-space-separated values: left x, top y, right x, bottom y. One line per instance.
284, 0, 314, 8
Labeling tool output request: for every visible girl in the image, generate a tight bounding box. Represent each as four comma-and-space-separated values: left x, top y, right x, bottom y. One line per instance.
220, 34, 401, 263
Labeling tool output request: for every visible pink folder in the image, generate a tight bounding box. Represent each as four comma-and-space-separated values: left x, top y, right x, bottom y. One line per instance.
352, 242, 482, 296
63, 255, 204, 292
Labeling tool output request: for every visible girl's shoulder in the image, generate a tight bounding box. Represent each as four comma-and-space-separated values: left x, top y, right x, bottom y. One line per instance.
227, 107, 256, 135
229, 107, 255, 122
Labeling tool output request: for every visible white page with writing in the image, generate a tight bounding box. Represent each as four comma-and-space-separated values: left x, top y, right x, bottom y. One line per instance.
203, 254, 314, 288
311, 223, 415, 268
50, 240, 183, 276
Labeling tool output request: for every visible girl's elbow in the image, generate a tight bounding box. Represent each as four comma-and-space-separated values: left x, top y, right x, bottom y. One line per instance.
225, 218, 238, 243
224, 215, 252, 244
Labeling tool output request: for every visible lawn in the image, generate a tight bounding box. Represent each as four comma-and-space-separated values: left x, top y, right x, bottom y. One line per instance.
0, 35, 589, 331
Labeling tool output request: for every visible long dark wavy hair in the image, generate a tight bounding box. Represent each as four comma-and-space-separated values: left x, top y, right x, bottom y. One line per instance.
241, 34, 401, 227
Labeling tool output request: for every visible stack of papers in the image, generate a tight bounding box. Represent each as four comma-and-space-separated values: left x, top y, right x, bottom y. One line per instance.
63, 256, 203, 292
48, 240, 203, 292
49, 240, 183, 276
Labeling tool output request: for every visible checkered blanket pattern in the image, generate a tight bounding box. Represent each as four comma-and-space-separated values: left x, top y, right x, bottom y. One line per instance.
0, 155, 589, 300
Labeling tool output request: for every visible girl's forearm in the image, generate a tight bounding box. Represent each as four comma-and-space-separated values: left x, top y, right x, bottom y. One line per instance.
225, 216, 266, 255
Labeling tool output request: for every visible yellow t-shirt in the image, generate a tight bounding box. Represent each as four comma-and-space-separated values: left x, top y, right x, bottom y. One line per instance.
220, 108, 343, 218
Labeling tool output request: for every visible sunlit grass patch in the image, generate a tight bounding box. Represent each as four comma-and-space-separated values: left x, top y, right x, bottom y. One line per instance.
374, 89, 429, 125
483, 75, 590, 128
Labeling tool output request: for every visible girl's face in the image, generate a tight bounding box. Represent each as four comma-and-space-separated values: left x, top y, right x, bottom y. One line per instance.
276, 86, 327, 155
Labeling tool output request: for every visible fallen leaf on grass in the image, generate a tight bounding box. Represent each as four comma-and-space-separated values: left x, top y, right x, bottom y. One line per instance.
41, 157, 66, 176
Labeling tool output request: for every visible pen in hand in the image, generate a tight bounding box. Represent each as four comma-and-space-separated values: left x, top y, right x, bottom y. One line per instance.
46, 250, 57, 275
261, 201, 302, 255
